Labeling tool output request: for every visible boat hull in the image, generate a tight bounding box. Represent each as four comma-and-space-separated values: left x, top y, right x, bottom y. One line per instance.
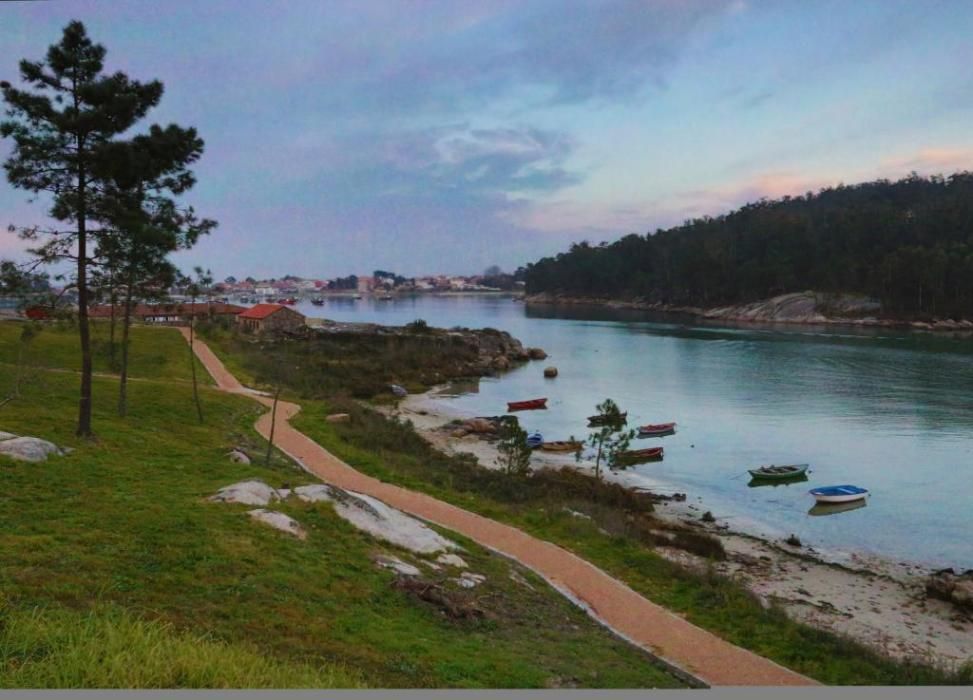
507, 398, 548, 411
616, 447, 663, 464
811, 492, 867, 504
748, 464, 809, 480
809, 485, 869, 504
540, 441, 583, 452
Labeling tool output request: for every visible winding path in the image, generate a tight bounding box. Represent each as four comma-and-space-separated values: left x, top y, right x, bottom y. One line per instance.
181, 328, 817, 687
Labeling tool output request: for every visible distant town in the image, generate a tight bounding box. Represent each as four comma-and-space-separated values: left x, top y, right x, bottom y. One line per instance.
0, 267, 526, 318
212, 268, 525, 302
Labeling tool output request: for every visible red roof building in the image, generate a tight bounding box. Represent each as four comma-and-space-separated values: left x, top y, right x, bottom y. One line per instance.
237, 303, 305, 334
88, 301, 246, 324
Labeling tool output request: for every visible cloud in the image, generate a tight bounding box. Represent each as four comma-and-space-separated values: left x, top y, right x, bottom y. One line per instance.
880, 147, 973, 175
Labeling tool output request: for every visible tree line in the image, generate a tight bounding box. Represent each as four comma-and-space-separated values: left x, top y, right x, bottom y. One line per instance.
525, 172, 973, 319
1, 21, 215, 436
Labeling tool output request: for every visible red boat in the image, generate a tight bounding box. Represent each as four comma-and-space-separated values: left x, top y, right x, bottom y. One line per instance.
616, 446, 664, 464
637, 422, 676, 437
506, 398, 548, 411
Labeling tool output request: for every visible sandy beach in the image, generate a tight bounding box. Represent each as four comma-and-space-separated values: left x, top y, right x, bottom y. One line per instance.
382, 390, 973, 668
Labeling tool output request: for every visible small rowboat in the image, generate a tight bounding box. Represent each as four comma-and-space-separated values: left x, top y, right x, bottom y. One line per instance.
507, 398, 548, 411
616, 446, 663, 464
748, 473, 808, 488
588, 411, 627, 426
637, 422, 676, 437
809, 484, 869, 504
526, 432, 544, 449
748, 464, 809, 480
540, 440, 583, 452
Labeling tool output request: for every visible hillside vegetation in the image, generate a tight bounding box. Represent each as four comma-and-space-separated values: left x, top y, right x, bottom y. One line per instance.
526, 173, 973, 319
0, 321, 682, 689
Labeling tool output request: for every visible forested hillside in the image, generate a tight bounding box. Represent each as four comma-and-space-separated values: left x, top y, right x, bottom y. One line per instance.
525, 173, 973, 318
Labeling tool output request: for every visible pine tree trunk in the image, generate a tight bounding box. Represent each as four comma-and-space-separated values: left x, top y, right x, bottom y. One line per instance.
189, 300, 203, 424
109, 280, 117, 368
118, 276, 134, 417
76, 179, 93, 438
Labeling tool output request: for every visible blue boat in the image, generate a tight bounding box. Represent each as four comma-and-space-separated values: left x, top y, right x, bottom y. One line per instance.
808, 484, 869, 504
526, 432, 543, 449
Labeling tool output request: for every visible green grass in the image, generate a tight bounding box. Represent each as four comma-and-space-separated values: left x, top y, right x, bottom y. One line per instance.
0, 319, 212, 384
0, 606, 360, 688
0, 322, 683, 689
288, 399, 972, 686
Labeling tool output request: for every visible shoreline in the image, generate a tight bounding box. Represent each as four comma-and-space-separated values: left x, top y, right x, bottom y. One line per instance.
382, 388, 973, 667
524, 292, 973, 334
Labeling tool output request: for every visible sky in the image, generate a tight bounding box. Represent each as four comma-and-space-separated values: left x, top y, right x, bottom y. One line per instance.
1, 0, 972, 280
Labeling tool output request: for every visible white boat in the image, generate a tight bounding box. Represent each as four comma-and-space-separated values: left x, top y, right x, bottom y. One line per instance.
808, 485, 868, 504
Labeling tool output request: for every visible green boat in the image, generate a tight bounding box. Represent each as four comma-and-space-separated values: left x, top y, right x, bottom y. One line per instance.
747, 473, 808, 488
747, 463, 809, 480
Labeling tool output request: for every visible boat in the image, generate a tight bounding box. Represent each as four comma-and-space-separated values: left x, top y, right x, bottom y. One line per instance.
540, 440, 583, 452
748, 464, 809, 480
587, 411, 627, 426
526, 432, 544, 449
637, 422, 676, 437
615, 446, 663, 464
310, 298, 324, 306
808, 500, 868, 517
808, 484, 869, 504
507, 398, 548, 411
747, 473, 808, 488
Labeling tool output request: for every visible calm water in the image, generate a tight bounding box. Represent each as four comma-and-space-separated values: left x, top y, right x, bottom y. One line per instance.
296, 295, 973, 569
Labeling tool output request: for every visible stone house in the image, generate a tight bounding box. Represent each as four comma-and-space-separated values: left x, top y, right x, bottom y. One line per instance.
236, 303, 306, 334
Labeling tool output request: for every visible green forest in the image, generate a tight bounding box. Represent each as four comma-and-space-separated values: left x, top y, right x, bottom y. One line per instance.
524, 172, 973, 319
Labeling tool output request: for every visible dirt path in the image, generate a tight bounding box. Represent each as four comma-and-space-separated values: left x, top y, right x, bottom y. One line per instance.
179, 328, 817, 687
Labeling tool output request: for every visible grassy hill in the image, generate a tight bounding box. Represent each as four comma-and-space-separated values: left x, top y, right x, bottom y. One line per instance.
0, 321, 682, 689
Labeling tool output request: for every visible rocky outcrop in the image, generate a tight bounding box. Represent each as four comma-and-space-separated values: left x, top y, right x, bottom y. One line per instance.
210, 480, 280, 506
527, 290, 973, 332
227, 449, 251, 464
247, 508, 306, 539
925, 568, 973, 611
0, 435, 67, 463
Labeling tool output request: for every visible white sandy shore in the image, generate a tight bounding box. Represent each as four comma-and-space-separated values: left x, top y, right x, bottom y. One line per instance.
379, 390, 973, 668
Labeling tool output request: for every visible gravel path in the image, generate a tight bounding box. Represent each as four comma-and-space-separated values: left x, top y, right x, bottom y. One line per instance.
179, 327, 817, 687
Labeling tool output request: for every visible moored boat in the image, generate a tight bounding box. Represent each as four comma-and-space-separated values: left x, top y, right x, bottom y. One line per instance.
588, 411, 627, 426
809, 484, 869, 504
311, 298, 324, 306
507, 398, 548, 411
748, 463, 809, 480
637, 422, 676, 437
615, 446, 663, 464
747, 473, 808, 488
526, 431, 544, 449
540, 440, 583, 452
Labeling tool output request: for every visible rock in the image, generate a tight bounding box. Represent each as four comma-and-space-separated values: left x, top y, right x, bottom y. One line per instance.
450, 428, 469, 438
375, 554, 421, 576
527, 347, 548, 360
0, 436, 64, 463
247, 508, 306, 539
436, 553, 468, 568
785, 534, 803, 547
301, 485, 459, 555
325, 413, 351, 423
700, 510, 715, 523
543, 366, 558, 378
491, 355, 510, 371
465, 418, 496, 434
210, 480, 280, 506
454, 572, 486, 588
227, 449, 251, 464
925, 569, 973, 611
0, 431, 18, 441
293, 484, 336, 502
